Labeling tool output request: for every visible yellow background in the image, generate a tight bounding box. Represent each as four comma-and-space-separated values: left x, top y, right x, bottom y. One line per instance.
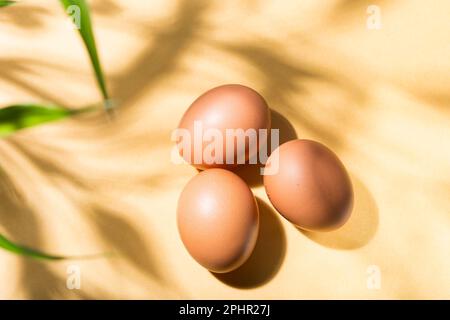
0, 0, 449, 299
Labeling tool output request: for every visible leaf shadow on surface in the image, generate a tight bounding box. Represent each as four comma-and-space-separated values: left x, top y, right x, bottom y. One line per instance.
412, 90, 450, 111
0, 167, 96, 299
0, 59, 69, 106
0, 4, 48, 28
0, 139, 177, 297
88, 205, 167, 284
212, 39, 369, 151
212, 197, 286, 289
8, 137, 172, 287
90, 0, 121, 16
110, 0, 210, 110
10, 139, 94, 191
327, 0, 389, 24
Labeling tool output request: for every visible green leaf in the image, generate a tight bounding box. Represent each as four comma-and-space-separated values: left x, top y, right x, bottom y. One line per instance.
0, 1, 16, 7
59, 0, 110, 107
0, 233, 65, 260
0, 103, 100, 137
0, 232, 109, 260
0, 104, 72, 137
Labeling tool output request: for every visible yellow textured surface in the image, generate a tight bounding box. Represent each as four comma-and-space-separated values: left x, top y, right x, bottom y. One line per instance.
0, 0, 449, 299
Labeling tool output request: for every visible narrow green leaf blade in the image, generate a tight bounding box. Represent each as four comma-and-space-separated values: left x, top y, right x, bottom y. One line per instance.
0, 104, 72, 137
0, 1, 15, 7
59, 0, 109, 104
0, 233, 65, 260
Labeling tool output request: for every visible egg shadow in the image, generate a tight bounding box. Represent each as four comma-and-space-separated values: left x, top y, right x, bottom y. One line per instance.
212, 197, 286, 288
232, 109, 298, 187
299, 175, 379, 250
231, 163, 265, 187
270, 109, 298, 146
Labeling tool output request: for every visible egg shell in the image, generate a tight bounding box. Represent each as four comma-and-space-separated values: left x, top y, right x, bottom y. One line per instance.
177, 84, 271, 170
263, 139, 353, 231
177, 168, 259, 273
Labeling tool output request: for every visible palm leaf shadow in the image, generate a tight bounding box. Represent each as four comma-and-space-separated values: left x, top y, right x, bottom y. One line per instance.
0, 168, 95, 299
0, 3, 48, 28
110, 0, 210, 109
0, 59, 69, 106
8, 139, 170, 287
89, 206, 166, 283
214, 39, 369, 148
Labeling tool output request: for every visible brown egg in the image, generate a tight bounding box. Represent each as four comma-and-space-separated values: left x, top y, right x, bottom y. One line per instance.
177, 84, 271, 170
263, 139, 353, 231
177, 169, 259, 273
